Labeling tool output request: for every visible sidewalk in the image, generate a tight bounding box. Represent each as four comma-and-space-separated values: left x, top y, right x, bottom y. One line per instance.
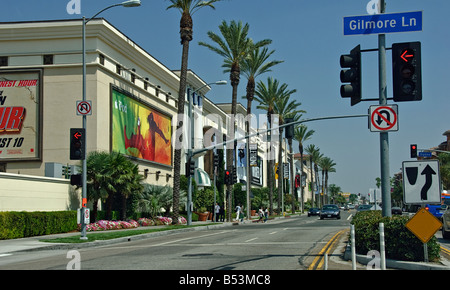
0, 220, 233, 255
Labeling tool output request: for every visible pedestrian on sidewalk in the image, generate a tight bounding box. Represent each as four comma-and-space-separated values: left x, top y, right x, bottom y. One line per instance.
264, 207, 268, 223
258, 208, 264, 222
218, 203, 225, 222
235, 204, 241, 221
214, 203, 220, 222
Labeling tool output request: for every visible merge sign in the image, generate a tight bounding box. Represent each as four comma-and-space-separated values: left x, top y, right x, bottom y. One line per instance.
402, 160, 441, 204
344, 11, 423, 36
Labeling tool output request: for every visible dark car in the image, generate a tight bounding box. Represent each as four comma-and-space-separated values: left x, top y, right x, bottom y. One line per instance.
308, 207, 320, 217
320, 204, 341, 220
391, 207, 402, 215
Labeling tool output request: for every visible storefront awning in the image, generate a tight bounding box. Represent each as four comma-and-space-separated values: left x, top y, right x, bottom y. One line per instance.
195, 168, 211, 187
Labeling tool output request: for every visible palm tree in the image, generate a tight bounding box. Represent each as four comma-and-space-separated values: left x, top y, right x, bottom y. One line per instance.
293, 125, 314, 212
108, 152, 144, 220
166, 0, 220, 224
254, 77, 282, 213
240, 46, 282, 218
86, 151, 111, 222
305, 144, 321, 207
199, 20, 270, 221
318, 156, 336, 205
254, 77, 300, 213
273, 94, 304, 213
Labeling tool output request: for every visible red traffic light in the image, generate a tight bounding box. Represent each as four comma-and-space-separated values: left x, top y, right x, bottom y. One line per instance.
73, 131, 82, 139
400, 48, 415, 62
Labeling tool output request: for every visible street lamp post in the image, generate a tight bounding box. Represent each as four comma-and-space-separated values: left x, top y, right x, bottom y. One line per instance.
186, 80, 226, 226
80, 0, 141, 240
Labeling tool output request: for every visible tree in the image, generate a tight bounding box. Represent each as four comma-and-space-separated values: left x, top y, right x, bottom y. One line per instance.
254, 77, 286, 213
328, 184, 341, 204
240, 46, 282, 217
85, 151, 144, 221
273, 93, 304, 213
318, 156, 336, 204
439, 153, 450, 190
293, 125, 314, 212
166, 0, 220, 225
85, 151, 111, 222
305, 144, 322, 207
199, 20, 270, 221
108, 152, 144, 220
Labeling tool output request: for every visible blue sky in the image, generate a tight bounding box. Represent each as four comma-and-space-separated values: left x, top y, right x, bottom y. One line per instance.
4, 0, 449, 196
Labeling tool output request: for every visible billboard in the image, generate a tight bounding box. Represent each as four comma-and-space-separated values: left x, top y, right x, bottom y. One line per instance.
0, 69, 42, 161
111, 86, 172, 166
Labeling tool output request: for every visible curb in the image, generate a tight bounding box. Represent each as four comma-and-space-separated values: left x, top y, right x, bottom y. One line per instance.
17, 222, 234, 253
342, 242, 450, 270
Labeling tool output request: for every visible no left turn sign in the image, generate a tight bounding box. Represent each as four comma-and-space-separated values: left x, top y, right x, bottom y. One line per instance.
369, 105, 398, 132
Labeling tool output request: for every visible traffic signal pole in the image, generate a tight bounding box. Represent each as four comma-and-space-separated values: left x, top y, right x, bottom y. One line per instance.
378, 0, 392, 217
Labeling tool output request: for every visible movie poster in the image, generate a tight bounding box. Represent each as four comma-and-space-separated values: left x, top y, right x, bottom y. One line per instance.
0, 70, 41, 161
111, 87, 172, 166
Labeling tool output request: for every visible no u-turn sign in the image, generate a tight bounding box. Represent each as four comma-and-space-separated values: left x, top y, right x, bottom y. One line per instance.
369, 105, 398, 132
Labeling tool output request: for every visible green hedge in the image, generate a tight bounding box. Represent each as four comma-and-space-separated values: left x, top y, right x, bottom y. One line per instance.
351, 210, 440, 262
0, 211, 77, 240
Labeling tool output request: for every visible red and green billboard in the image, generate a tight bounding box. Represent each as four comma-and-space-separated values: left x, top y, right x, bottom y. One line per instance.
111, 87, 172, 166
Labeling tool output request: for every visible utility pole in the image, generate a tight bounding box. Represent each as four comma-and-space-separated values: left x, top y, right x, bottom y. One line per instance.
378, 0, 392, 217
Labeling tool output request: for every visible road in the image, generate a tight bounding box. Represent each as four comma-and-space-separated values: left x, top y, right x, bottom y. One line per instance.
0, 211, 353, 270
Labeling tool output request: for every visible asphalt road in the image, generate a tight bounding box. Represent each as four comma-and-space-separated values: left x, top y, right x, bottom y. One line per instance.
0, 211, 352, 270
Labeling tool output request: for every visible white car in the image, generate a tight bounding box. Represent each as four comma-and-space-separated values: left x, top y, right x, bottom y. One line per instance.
442, 205, 450, 239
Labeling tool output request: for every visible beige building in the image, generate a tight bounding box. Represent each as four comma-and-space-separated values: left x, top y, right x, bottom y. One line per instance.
0, 19, 296, 211
0, 19, 186, 186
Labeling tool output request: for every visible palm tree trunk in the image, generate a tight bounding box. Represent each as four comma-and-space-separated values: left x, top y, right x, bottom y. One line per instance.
227, 64, 240, 222
299, 147, 304, 213
267, 113, 274, 214
288, 139, 295, 214
172, 13, 192, 225
277, 128, 283, 214
310, 155, 314, 207
245, 80, 253, 220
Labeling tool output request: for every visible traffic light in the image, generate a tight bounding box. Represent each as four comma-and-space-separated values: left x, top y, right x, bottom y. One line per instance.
224, 170, 231, 185
232, 167, 237, 184
340, 44, 362, 106
186, 158, 195, 177
70, 128, 85, 160
213, 154, 219, 169
410, 144, 417, 158
284, 117, 294, 139
392, 42, 422, 102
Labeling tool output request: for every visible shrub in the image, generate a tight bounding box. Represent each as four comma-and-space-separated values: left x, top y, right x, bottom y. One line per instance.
351, 210, 440, 262
0, 211, 77, 240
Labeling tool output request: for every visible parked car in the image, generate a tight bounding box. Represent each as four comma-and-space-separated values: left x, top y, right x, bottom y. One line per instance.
320, 204, 341, 220
442, 205, 450, 239
356, 204, 381, 212
426, 204, 447, 220
308, 207, 320, 217
391, 207, 402, 215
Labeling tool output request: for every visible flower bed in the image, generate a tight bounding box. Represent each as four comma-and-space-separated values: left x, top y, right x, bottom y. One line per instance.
79, 216, 187, 232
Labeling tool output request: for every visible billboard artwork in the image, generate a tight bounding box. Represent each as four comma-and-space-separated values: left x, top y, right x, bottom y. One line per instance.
0, 70, 41, 161
111, 87, 172, 166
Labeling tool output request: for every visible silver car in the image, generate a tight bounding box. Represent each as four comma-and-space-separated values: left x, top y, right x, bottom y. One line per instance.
442, 205, 450, 239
